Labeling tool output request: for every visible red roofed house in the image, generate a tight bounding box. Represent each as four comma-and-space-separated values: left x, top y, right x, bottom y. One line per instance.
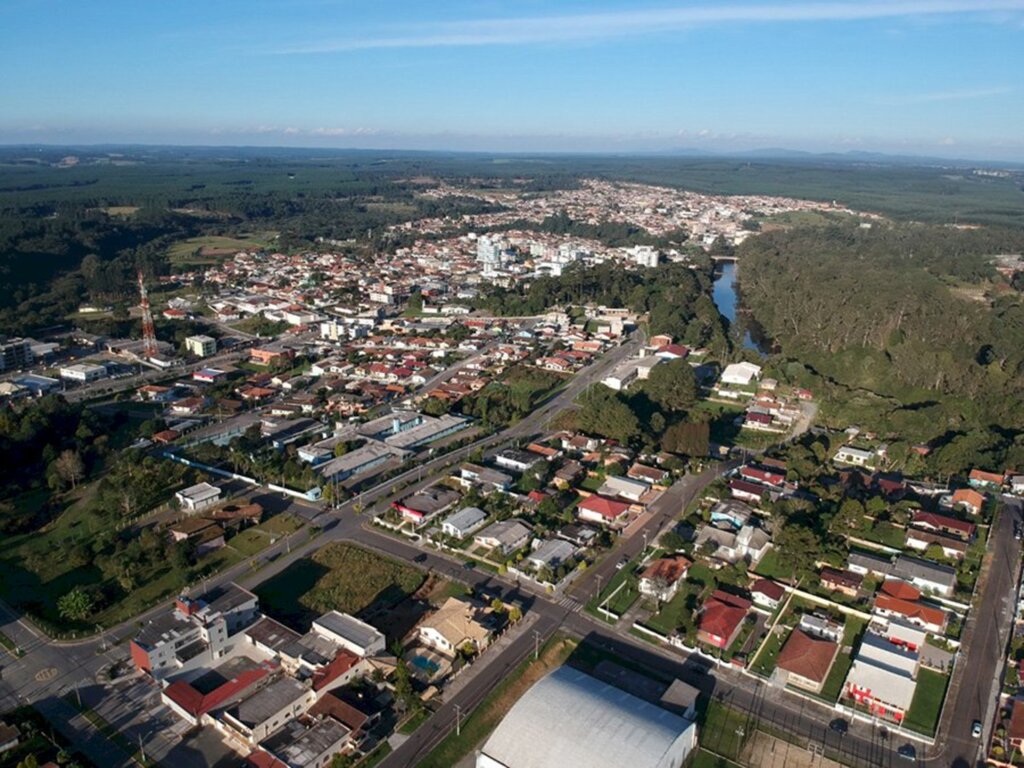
819, 567, 863, 598
656, 344, 690, 360
776, 628, 840, 694
740, 465, 786, 487
910, 511, 975, 541
968, 468, 1005, 490
1008, 699, 1024, 751
311, 650, 363, 693
162, 661, 276, 726
638, 555, 692, 602
247, 751, 287, 768
698, 590, 752, 650
729, 479, 767, 505
873, 594, 947, 634
880, 579, 921, 602
576, 495, 631, 528
750, 578, 786, 610
950, 488, 985, 515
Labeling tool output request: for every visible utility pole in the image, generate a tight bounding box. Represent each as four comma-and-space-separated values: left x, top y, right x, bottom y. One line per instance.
595, 573, 602, 601
533, 629, 541, 660
454, 704, 462, 736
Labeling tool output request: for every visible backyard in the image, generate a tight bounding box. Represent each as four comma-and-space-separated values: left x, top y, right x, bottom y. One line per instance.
903, 668, 950, 735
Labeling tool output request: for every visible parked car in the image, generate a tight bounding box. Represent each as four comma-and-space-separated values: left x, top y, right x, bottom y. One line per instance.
829, 718, 848, 735
972, 720, 983, 738
897, 744, 916, 761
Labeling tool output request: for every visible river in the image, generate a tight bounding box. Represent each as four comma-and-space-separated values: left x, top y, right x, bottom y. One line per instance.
712, 261, 767, 355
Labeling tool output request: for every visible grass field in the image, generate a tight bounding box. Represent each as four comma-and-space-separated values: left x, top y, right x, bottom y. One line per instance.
904, 669, 949, 735
255, 542, 425, 631
226, 513, 303, 557
416, 635, 577, 768
750, 625, 789, 677
167, 233, 278, 264
644, 583, 699, 636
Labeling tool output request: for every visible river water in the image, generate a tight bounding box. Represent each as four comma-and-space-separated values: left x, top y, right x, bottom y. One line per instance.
712, 261, 766, 355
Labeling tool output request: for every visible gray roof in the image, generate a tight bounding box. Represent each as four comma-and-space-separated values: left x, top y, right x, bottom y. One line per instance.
848, 551, 894, 573
313, 611, 384, 650
529, 539, 576, 568
476, 519, 532, 547
480, 665, 695, 768
261, 718, 350, 767
893, 555, 957, 588
443, 506, 488, 533
230, 677, 309, 728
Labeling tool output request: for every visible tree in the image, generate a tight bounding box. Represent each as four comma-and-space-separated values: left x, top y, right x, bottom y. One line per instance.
576, 386, 640, 444
333, 442, 349, 458
644, 359, 698, 412
660, 530, 687, 551
57, 587, 94, 622
393, 658, 419, 714
832, 498, 865, 532
52, 450, 85, 490
663, 421, 710, 457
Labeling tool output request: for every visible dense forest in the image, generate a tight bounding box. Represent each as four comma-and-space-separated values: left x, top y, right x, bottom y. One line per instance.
740, 220, 1024, 467
478, 261, 730, 355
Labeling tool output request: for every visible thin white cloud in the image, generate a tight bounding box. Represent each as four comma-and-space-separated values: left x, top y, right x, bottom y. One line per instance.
273, 1, 1024, 53
900, 86, 1014, 103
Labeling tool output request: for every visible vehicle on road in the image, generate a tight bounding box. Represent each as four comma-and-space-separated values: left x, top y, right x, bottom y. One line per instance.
972, 720, 983, 738
414, 553, 427, 563
897, 744, 916, 760
829, 718, 848, 735
615, 556, 629, 570
464, 560, 477, 570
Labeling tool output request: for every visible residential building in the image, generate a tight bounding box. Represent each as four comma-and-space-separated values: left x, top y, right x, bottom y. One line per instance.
750, 579, 785, 611
891, 555, 957, 597
596, 475, 649, 503
819, 567, 862, 597
639, 555, 692, 602
0, 338, 33, 372
697, 590, 751, 650
131, 584, 259, 678
775, 629, 840, 694
219, 676, 317, 747
576, 495, 631, 528
843, 631, 919, 723
709, 500, 754, 529
968, 468, 1004, 490
250, 717, 351, 768
474, 520, 532, 555
441, 507, 489, 539
476, 665, 697, 768
527, 539, 577, 572
60, 362, 108, 383
493, 449, 543, 474
847, 551, 894, 578
910, 511, 975, 541
458, 463, 513, 493
417, 597, 493, 657
310, 612, 386, 657
872, 595, 947, 635
720, 362, 761, 387
834, 446, 875, 467
694, 524, 770, 566
185, 335, 218, 357
950, 488, 985, 515
176, 482, 222, 512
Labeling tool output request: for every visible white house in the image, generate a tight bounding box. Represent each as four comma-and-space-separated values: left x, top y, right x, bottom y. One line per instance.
441, 507, 489, 539
720, 362, 762, 387
834, 446, 875, 467
175, 482, 222, 512
311, 611, 386, 657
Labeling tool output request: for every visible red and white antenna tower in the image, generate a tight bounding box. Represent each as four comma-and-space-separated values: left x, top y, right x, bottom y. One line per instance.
138, 269, 158, 359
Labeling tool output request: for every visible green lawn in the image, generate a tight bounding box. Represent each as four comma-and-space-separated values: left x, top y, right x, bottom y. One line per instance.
819, 616, 867, 701
228, 514, 303, 557
904, 669, 949, 735
754, 550, 795, 582
166, 232, 277, 264
698, 700, 751, 761
644, 585, 698, 636
750, 626, 789, 677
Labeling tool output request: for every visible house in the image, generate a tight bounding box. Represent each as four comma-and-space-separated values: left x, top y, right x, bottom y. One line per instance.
527, 539, 577, 572
910, 511, 975, 541
892, 555, 957, 597
168, 518, 226, 556
697, 590, 751, 650
834, 446, 875, 468
311, 612, 386, 657
627, 463, 669, 485
601, 359, 639, 391
1011, 476, 1024, 495
729, 479, 768, 505
776, 629, 840, 694
905, 528, 968, 560
175, 482, 222, 512
638, 555, 692, 603
576, 495, 631, 528
694, 524, 770, 566
819, 567, 862, 598
250, 718, 351, 768
494, 449, 543, 474
458, 463, 513, 492
720, 362, 762, 387
739, 464, 786, 487
847, 551, 894, 578
596, 475, 649, 503
441, 507, 489, 539
968, 468, 1004, 490
417, 597, 492, 657
392, 486, 460, 526
709, 500, 754, 529
219, 676, 317, 747
798, 614, 843, 643
554, 461, 586, 487
843, 631, 919, 723
750, 578, 785, 610
1007, 699, 1024, 751
557, 523, 598, 547
185, 335, 217, 357
872, 595, 947, 634
950, 488, 985, 515
655, 344, 690, 360
474, 520, 532, 555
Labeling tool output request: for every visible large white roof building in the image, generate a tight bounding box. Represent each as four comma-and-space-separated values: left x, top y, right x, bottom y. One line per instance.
477, 666, 697, 768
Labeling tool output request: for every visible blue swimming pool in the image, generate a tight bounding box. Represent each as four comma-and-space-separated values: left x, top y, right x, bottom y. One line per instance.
410, 655, 440, 674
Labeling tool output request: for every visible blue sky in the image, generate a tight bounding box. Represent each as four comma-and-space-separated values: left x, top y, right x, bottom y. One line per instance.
2, 0, 1023, 159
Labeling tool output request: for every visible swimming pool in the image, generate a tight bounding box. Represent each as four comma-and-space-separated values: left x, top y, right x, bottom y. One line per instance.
410, 655, 440, 675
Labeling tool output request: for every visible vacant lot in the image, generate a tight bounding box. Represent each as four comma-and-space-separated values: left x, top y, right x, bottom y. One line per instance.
256, 543, 426, 631
167, 233, 277, 264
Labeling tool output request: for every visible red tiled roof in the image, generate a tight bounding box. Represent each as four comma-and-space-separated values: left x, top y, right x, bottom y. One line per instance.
1009, 700, 1024, 742
247, 750, 288, 768
881, 579, 921, 601
164, 662, 275, 718
312, 650, 360, 692
641, 555, 691, 585
699, 598, 747, 644
309, 692, 370, 733
577, 495, 630, 520
911, 511, 975, 538
777, 629, 839, 683
874, 594, 946, 628
969, 468, 1004, 485
751, 578, 785, 601
951, 488, 985, 509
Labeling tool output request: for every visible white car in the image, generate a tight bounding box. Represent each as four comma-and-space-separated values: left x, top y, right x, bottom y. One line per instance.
972, 720, 983, 738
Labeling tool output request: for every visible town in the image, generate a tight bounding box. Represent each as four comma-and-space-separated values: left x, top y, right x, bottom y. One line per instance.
0, 173, 1022, 768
